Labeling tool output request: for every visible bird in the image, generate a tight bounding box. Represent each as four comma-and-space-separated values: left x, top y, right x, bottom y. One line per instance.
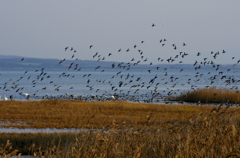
4, 94, 8, 101
21, 92, 29, 96
1, 35, 237, 104
9, 95, 14, 100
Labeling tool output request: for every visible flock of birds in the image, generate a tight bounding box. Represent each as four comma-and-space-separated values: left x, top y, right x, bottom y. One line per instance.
0, 23, 240, 102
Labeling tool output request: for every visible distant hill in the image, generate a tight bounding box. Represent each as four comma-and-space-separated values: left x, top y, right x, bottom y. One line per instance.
0, 55, 128, 69
0, 55, 239, 70
0, 55, 24, 59
0, 57, 61, 69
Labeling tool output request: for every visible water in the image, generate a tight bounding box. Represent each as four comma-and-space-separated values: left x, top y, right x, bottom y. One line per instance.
0, 127, 105, 134
0, 65, 239, 101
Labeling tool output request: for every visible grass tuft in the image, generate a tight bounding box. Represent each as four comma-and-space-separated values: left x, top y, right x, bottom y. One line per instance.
175, 86, 240, 104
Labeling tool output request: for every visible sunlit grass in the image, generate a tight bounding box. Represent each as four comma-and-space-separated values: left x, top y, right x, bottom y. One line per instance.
1, 100, 240, 157
175, 86, 240, 104
0, 100, 211, 129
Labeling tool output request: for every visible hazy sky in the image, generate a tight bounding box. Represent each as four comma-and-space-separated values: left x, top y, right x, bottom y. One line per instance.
1, 1, 240, 64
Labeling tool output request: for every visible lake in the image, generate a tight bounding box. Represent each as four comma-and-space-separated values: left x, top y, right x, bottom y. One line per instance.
0, 63, 239, 101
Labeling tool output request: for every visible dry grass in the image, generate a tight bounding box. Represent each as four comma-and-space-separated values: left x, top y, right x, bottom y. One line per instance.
1, 100, 240, 157
175, 86, 240, 104
0, 100, 210, 129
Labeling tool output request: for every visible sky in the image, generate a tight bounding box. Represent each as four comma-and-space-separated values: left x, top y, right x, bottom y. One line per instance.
1, 1, 240, 64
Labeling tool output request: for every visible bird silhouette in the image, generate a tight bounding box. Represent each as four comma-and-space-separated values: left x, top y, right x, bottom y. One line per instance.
2, 28, 237, 104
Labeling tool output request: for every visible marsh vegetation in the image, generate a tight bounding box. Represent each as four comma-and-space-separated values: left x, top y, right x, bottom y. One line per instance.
175, 87, 240, 104
0, 100, 240, 157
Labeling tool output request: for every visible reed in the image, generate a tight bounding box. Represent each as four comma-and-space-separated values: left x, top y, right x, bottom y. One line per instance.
175, 86, 240, 104
1, 100, 240, 157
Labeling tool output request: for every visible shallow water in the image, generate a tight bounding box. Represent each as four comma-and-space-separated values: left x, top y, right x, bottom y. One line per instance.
0, 127, 106, 134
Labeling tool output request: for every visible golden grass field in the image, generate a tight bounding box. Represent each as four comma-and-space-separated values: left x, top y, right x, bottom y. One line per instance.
1, 88, 240, 157
0, 100, 213, 129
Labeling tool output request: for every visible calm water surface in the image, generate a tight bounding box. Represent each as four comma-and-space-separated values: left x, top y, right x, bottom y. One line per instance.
0, 66, 239, 101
